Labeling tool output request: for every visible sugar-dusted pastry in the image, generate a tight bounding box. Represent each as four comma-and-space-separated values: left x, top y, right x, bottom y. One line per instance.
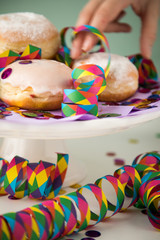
73, 52, 139, 102
0, 12, 60, 59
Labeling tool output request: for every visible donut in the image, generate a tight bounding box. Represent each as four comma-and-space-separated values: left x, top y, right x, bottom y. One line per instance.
0, 12, 60, 59
0, 59, 73, 110
73, 52, 139, 102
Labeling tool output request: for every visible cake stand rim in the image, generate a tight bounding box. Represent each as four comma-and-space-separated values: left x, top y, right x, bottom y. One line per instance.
0, 110, 160, 139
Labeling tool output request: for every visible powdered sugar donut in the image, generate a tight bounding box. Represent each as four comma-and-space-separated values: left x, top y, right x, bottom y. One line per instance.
73, 52, 139, 102
0, 12, 60, 59
0, 59, 73, 110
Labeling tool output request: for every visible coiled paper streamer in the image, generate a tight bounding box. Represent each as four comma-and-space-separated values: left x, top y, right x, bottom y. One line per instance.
0, 151, 159, 239
0, 153, 68, 199
128, 54, 158, 91
0, 45, 41, 72
57, 25, 111, 117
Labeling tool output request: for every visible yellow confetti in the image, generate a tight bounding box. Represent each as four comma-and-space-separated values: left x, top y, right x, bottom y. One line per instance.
70, 183, 82, 189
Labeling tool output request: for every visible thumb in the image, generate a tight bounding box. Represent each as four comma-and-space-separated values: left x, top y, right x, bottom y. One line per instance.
140, 0, 160, 59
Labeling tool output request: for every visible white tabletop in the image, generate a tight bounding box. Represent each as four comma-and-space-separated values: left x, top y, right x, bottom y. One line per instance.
0, 117, 160, 240
65, 117, 160, 240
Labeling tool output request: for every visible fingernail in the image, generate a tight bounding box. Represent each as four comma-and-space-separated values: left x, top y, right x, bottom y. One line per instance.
144, 49, 151, 59
82, 49, 87, 54
147, 49, 151, 59
127, 26, 132, 32
70, 47, 77, 59
81, 39, 91, 52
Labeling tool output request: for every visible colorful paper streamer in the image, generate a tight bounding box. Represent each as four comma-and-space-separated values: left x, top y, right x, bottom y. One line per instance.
58, 26, 159, 117
56, 25, 111, 117
62, 89, 98, 116
0, 30, 159, 120
128, 54, 159, 92
0, 153, 69, 199
0, 151, 160, 239
0, 44, 41, 72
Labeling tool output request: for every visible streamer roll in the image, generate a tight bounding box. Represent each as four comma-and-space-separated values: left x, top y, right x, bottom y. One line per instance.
0, 153, 69, 199
56, 25, 111, 117
0, 151, 160, 239
128, 54, 158, 90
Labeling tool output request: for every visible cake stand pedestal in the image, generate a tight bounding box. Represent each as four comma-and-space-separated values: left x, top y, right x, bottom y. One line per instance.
0, 110, 160, 187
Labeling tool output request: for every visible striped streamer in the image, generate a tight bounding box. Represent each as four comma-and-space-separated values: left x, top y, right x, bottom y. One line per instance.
56, 25, 111, 117
0, 45, 41, 72
0, 151, 160, 239
0, 153, 68, 199
128, 54, 158, 90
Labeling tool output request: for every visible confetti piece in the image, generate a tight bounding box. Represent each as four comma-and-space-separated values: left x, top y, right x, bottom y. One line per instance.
114, 158, 125, 166
98, 113, 121, 118
5, 107, 20, 111
0, 151, 160, 238
0, 153, 69, 199
8, 196, 20, 200
58, 189, 67, 195
156, 133, 160, 139
85, 230, 101, 237
19, 60, 32, 64
128, 139, 139, 144
70, 183, 82, 189
106, 152, 116, 157
81, 238, 95, 240
1, 68, 12, 79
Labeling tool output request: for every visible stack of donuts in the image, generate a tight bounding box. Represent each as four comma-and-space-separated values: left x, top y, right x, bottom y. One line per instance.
0, 12, 138, 111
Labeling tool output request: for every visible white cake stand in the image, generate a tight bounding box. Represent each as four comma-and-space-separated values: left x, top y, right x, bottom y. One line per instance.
0, 109, 160, 187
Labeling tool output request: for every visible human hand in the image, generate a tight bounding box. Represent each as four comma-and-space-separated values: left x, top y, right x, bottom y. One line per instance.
71, 0, 160, 59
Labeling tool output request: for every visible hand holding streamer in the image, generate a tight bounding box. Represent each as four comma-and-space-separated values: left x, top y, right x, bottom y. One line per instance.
56, 25, 111, 117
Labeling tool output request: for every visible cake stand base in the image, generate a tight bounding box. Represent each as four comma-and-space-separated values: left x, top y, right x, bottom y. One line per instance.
0, 138, 87, 187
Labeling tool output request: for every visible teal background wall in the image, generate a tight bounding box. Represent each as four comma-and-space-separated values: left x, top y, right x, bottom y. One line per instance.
0, 0, 159, 74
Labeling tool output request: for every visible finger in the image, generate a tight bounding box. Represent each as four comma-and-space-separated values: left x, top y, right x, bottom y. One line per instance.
89, 0, 132, 30
76, 0, 104, 27
71, 32, 86, 59
71, 0, 132, 58
140, 0, 160, 58
81, 0, 132, 52
115, 10, 126, 21
71, 0, 103, 59
81, 21, 131, 52
105, 22, 132, 32
81, 33, 99, 53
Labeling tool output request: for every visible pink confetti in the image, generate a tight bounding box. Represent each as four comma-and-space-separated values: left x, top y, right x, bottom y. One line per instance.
114, 158, 125, 166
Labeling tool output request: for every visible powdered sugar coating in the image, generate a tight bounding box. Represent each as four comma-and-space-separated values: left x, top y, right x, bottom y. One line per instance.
73, 52, 138, 82
73, 52, 139, 102
0, 12, 58, 42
